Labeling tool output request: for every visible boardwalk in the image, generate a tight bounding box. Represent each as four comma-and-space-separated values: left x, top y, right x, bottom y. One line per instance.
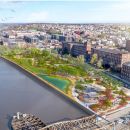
0, 58, 93, 130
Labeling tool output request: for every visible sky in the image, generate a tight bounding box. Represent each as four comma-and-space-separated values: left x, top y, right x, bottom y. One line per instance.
0, 1, 130, 23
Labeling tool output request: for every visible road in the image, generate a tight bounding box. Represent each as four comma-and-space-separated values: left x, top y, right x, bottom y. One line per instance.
107, 107, 130, 130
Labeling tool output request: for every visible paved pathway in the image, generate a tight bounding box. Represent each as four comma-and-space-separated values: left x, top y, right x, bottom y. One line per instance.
72, 84, 96, 114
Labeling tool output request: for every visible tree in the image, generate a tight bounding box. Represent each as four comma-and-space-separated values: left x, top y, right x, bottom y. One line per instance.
91, 38, 95, 41
118, 81, 123, 88
37, 58, 46, 67
52, 49, 58, 54
79, 39, 82, 43
3, 51, 8, 55
115, 43, 118, 47
90, 54, 98, 65
75, 84, 86, 92
28, 59, 33, 65
46, 66, 53, 75
121, 97, 127, 104
11, 50, 16, 55
119, 90, 126, 98
42, 49, 51, 57
29, 48, 41, 58
104, 99, 111, 108
77, 55, 84, 64
97, 58, 103, 69
112, 85, 118, 91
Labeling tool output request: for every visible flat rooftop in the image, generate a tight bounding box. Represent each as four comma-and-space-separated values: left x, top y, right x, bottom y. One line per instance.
68, 42, 85, 46
123, 62, 130, 67
94, 48, 130, 54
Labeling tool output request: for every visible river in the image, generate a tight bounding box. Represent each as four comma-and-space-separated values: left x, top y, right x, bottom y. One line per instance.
0, 27, 7, 31
0, 58, 93, 130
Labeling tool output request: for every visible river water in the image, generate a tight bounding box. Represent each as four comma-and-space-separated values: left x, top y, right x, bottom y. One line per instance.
0, 27, 6, 31
0, 58, 92, 130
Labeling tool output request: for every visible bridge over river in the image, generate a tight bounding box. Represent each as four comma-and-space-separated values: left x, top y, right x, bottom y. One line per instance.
0, 57, 93, 130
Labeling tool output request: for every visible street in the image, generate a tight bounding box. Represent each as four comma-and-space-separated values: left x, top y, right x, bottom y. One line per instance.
107, 107, 130, 130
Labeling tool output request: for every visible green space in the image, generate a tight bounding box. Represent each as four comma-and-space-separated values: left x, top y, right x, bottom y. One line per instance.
58, 65, 88, 76
28, 26, 42, 31
2, 45, 124, 97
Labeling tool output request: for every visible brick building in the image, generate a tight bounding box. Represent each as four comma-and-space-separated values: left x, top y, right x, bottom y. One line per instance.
121, 62, 130, 81
126, 40, 130, 52
62, 42, 91, 59
91, 48, 130, 71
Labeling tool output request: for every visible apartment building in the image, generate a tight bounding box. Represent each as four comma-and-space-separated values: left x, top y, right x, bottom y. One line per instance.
6, 32, 15, 39
52, 34, 73, 42
126, 40, 130, 52
121, 62, 130, 81
24, 36, 39, 43
1, 38, 25, 46
91, 48, 130, 70
62, 42, 91, 59
40, 34, 51, 40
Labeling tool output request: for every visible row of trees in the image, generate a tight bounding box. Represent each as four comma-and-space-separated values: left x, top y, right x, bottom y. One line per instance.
0, 45, 30, 56
23, 48, 51, 58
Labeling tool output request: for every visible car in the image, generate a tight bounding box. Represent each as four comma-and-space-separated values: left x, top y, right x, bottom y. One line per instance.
127, 116, 130, 119
114, 120, 119, 124
122, 117, 128, 120
116, 120, 123, 123
123, 120, 128, 124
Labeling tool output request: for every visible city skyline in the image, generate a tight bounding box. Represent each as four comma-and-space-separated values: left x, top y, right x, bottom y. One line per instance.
1, 1, 130, 23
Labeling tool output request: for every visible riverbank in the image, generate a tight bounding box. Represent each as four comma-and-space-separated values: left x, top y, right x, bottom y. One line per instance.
3, 56, 73, 94
1, 56, 76, 101
0, 57, 94, 130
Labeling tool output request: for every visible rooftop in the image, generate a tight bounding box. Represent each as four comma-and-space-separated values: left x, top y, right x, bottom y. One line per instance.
95, 48, 130, 54
67, 42, 85, 46
123, 62, 130, 67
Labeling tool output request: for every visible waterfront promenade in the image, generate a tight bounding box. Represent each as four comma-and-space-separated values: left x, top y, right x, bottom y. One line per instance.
0, 57, 93, 130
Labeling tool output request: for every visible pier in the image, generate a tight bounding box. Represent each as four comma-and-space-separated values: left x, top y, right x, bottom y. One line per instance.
11, 112, 45, 130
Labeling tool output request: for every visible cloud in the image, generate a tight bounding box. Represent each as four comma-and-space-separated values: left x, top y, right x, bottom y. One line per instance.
28, 11, 49, 22
89, 2, 130, 11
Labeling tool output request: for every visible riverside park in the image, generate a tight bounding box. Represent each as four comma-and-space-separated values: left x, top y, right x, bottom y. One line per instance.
3, 47, 130, 115
1, 47, 130, 129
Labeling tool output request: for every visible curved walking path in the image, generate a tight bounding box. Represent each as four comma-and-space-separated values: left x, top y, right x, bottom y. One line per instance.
72, 84, 96, 114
